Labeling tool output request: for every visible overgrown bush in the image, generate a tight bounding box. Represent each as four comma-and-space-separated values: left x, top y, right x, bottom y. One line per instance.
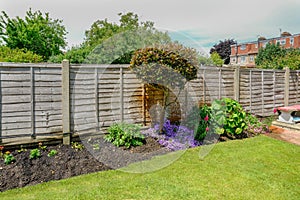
104, 123, 145, 148
0, 46, 43, 63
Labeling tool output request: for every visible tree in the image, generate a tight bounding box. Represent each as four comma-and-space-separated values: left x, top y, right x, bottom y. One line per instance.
49, 12, 171, 64
130, 42, 199, 132
256, 43, 300, 70
0, 9, 67, 61
210, 52, 224, 67
255, 43, 286, 69
210, 39, 236, 64
199, 55, 213, 66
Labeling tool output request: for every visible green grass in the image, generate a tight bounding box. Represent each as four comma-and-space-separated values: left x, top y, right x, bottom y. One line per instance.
1, 135, 299, 200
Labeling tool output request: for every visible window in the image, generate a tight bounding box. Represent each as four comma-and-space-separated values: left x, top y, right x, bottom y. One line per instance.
280, 39, 286, 46
250, 55, 254, 62
290, 37, 294, 46
240, 56, 246, 63
240, 45, 246, 50
255, 43, 258, 48
276, 40, 280, 45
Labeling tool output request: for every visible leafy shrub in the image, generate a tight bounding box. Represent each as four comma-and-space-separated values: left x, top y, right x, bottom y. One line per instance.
104, 123, 145, 148
47, 150, 58, 157
211, 98, 247, 138
0, 46, 43, 63
29, 148, 41, 159
130, 42, 199, 90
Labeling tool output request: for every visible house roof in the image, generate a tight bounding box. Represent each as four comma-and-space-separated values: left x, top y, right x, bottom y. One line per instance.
230, 33, 300, 47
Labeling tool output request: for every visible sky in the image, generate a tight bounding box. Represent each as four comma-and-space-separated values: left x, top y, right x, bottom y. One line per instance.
1, 0, 300, 55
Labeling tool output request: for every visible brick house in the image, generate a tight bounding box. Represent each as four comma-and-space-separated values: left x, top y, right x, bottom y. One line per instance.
230, 33, 300, 67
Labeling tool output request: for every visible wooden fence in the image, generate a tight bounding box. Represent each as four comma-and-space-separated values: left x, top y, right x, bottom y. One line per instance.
0, 61, 299, 146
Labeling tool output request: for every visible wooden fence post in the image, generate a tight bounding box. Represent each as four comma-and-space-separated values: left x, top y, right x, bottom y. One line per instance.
62, 60, 71, 145
284, 67, 290, 106
234, 66, 240, 101
120, 67, 124, 122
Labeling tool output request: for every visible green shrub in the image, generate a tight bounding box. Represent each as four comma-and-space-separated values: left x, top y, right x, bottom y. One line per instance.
0, 46, 43, 63
104, 123, 145, 148
211, 98, 247, 137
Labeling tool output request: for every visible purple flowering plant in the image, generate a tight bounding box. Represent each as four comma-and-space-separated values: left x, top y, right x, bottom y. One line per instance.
142, 120, 201, 151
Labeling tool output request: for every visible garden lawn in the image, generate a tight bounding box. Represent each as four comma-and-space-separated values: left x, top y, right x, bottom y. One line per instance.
1, 135, 299, 200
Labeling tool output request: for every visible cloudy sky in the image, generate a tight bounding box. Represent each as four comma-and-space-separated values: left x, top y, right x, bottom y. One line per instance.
1, 0, 300, 54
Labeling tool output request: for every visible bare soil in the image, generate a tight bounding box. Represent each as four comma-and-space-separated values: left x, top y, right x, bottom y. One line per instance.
0, 137, 168, 192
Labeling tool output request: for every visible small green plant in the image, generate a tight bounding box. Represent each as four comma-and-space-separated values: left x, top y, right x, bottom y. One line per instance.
38, 142, 47, 151
47, 150, 58, 157
30, 148, 41, 159
4, 151, 16, 165
92, 144, 100, 150
104, 123, 145, 148
71, 142, 84, 151
17, 145, 27, 153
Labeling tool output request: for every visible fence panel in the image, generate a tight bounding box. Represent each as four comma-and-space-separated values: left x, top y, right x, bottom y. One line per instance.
0, 62, 299, 146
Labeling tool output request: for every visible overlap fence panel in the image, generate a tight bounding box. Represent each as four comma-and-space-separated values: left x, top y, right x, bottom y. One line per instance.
0, 62, 299, 146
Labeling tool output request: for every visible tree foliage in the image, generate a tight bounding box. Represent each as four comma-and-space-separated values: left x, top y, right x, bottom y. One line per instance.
210, 39, 236, 64
49, 12, 171, 64
255, 43, 300, 70
0, 46, 43, 63
0, 9, 67, 61
210, 52, 224, 67
199, 55, 213, 66
130, 42, 199, 89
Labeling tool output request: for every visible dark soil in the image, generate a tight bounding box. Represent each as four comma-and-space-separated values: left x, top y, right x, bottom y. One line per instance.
0, 137, 168, 192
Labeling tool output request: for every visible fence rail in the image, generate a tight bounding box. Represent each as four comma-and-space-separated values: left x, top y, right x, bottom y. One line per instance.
0, 61, 299, 146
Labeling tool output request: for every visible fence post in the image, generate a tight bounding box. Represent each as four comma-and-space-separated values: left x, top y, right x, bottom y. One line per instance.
62, 59, 71, 145
120, 67, 124, 122
234, 66, 240, 101
284, 67, 290, 106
